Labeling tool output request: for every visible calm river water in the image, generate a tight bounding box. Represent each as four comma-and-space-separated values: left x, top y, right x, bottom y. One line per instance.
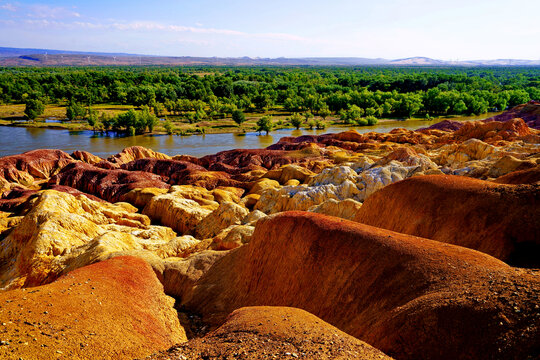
0, 113, 498, 158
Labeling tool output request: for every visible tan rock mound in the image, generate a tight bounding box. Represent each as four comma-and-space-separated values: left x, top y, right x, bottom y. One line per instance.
195, 202, 249, 239
71, 150, 103, 165
0, 256, 186, 360
107, 146, 171, 165
354, 175, 540, 266
179, 212, 540, 360
308, 198, 362, 220
147, 306, 392, 360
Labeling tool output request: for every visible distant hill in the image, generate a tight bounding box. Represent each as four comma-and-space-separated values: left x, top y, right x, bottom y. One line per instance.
0, 47, 539, 66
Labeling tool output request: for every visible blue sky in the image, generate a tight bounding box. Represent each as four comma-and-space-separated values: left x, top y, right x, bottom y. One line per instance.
0, 0, 538, 59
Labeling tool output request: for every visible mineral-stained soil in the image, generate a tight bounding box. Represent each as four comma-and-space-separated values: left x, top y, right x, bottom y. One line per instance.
147, 306, 393, 360
0, 102, 539, 359
354, 175, 540, 266
0, 256, 186, 360
178, 211, 540, 360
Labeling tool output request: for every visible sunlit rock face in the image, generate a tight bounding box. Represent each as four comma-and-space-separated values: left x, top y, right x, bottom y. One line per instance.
0, 190, 201, 289
0, 256, 187, 360
178, 211, 540, 360
354, 175, 540, 267
0, 102, 539, 360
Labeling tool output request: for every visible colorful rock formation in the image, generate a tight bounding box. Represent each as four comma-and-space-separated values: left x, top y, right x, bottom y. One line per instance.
0, 256, 185, 360
0, 102, 539, 359
179, 212, 540, 360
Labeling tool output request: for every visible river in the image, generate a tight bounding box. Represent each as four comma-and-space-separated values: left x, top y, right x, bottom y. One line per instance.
0, 113, 498, 158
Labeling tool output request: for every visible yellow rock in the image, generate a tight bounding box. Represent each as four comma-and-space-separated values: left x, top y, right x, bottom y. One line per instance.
242, 210, 267, 225
161, 250, 228, 299
284, 179, 300, 186
211, 224, 255, 250
122, 187, 169, 208
248, 178, 280, 195
488, 155, 536, 178
264, 164, 316, 184
0, 190, 184, 289
143, 192, 214, 235
242, 193, 260, 208
434, 139, 498, 167
0, 212, 22, 234
212, 187, 244, 204
195, 202, 249, 239
308, 198, 362, 220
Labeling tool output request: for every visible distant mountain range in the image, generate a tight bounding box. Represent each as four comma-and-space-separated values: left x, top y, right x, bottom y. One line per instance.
0, 47, 539, 66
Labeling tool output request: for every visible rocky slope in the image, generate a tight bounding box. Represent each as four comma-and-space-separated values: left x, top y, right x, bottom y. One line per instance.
0, 102, 539, 359
354, 175, 540, 266
0, 256, 185, 360
178, 212, 540, 360
147, 306, 393, 360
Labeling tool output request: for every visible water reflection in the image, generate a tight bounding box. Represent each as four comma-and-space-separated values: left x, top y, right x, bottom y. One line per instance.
0, 112, 501, 158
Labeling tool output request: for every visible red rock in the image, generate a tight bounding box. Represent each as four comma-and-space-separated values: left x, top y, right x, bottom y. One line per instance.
486, 100, 540, 129
0, 256, 186, 359
180, 212, 540, 360
199, 149, 320, 172
0, 149, 74, 186
494, 166, 540, 184
354, 175, 540, 266
49, 162, 169, 202
0, 187, 37, 212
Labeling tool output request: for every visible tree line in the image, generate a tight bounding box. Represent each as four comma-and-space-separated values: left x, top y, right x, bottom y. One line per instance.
2, 65, 538, 128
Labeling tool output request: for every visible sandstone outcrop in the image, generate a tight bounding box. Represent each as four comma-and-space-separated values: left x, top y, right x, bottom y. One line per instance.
107, 146, 171, 164
147, 306, 393, 360
355, 175, 540, 266
0, 149, 74, 189
308, 198, 362, 220
142, 186, 219, 234
179, 212, 540, 360
0, 190, 201, 289
195, 201, 249, 239
0, 256, 186, 360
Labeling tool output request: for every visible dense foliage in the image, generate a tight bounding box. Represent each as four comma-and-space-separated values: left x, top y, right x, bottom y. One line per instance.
2, 65, 539, 125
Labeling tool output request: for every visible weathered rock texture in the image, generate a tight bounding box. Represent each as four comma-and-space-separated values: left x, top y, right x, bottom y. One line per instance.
49, 162, 170, 202
0, 190, 200, 289
355, 175, 540, 266
179, 212, 540, 360
0, 256, 186, 360
147, 306, 393, 360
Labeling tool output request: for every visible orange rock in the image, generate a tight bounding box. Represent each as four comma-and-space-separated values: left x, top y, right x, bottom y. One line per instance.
107, 146, 171, 165
147, 306, 392, 359
354, 175, 540, 266
0, 256, 186, 360
180, 212, 540, 360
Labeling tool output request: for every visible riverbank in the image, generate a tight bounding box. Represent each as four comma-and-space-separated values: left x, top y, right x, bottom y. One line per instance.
0, 105, 502, 136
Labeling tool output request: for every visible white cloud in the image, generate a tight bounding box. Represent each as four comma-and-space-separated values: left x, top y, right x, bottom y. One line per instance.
26, 4, 80, 19
0, 2, 16, 12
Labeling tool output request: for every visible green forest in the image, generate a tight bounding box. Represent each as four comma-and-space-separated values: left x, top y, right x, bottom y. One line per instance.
1, 65, 539, 135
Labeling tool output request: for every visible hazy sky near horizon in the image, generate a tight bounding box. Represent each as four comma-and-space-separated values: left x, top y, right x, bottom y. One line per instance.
0, 0, 538, 60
